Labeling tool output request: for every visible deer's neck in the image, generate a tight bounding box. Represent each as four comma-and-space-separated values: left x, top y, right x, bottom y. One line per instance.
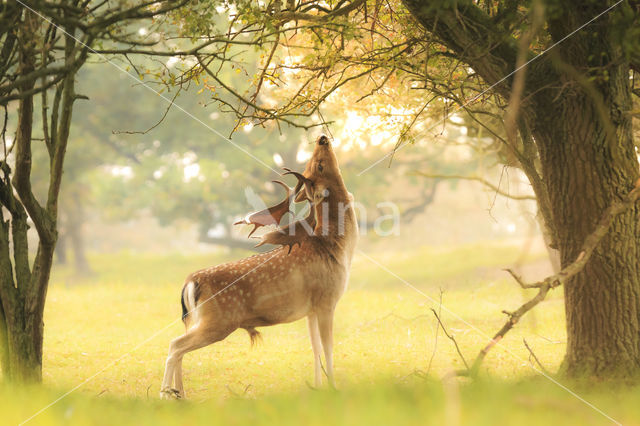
312, 191, 358, 263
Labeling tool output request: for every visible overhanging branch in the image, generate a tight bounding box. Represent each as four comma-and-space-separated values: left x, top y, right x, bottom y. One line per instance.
415, 172, 537, 201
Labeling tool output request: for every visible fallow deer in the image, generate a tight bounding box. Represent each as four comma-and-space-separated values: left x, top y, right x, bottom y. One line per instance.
160, 135, 357, 399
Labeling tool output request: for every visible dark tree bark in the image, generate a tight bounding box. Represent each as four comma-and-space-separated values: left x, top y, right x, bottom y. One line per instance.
404, 0, 640, 378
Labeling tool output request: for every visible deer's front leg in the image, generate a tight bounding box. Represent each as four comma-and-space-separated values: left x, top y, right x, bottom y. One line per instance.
307, 314, 323, 387
317, 309, 336, 388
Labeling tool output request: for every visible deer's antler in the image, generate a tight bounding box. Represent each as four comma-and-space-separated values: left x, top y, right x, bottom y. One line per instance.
234, 168, 315, 238
234, 180, 295, 237
255, 206, 316, 253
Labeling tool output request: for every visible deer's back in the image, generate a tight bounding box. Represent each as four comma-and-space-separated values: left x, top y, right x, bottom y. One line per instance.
185, 243, 349, 328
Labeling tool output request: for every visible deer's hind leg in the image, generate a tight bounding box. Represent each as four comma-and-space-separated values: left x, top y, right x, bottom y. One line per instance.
307, 314, 323, 387
174, 358, 184, 398
160, 325, 233, 399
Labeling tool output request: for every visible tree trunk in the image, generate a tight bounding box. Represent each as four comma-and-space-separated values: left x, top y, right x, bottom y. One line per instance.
66, 191, 91, 275
397, 0, 640, 378
531, 57, 640, 377
0, 297, 9, 379
55, 230, 68, 265
5, 309, 44, 382
0, 10, 73, 382
69, 222, 90, 274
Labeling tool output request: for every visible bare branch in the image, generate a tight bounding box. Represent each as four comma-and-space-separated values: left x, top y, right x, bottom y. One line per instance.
112, 87, 182, 135
430, 308, 470, 371
523, 338, 551, 375
275, 0, 366, 23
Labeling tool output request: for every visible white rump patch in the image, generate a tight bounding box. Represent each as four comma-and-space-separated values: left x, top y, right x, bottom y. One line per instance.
184, 281, 200, 329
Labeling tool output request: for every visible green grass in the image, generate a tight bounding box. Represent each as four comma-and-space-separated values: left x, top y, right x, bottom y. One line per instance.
1, 243, 636, 425
3, 378, 638, 426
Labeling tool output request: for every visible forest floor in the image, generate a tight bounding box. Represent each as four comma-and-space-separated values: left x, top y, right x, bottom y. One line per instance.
2, 243, 637, 425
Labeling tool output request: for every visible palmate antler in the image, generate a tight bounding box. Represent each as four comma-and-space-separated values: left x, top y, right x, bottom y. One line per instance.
233, 180, 294, 237
234, 168, 315, 249
255, 206, 316, 253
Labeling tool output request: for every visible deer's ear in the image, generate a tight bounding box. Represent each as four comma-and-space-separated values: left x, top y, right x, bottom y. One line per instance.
234, 181, 293, 237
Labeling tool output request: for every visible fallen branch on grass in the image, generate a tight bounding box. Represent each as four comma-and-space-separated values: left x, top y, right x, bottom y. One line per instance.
467, 183, 640, 376
430, 308, 470, 371
426, 289, 444, 374
523, 338, 551, 375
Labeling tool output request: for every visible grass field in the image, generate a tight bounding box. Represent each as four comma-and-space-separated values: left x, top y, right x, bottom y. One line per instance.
2, 243, 637, 425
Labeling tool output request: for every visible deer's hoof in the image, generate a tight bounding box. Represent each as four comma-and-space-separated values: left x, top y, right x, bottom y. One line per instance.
159, 388, 182, 400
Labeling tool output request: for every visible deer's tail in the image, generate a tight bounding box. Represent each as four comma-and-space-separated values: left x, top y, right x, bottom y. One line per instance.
181, 280, 199, 329
244, 327, 262, 347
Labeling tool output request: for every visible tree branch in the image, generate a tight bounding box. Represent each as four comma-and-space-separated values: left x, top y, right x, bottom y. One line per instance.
468, 183, 640, 375
402, 0, 521, 98
523, 338, 550, 375
275, 0, 366, 22
430, 308, 469, 371
12, 18, 54, 244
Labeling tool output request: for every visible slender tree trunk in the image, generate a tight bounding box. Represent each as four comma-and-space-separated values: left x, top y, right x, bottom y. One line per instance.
55, 231, 68, 265
68, 192, 91, 274
69, 222, 90, 274
531, 58, 640, 377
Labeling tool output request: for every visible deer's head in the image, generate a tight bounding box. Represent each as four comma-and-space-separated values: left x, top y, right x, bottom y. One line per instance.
236, 135, 354, 248
291, 135, 349, 206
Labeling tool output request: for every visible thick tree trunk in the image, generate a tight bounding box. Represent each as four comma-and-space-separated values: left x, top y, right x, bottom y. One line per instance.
531, 59, 640, 377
